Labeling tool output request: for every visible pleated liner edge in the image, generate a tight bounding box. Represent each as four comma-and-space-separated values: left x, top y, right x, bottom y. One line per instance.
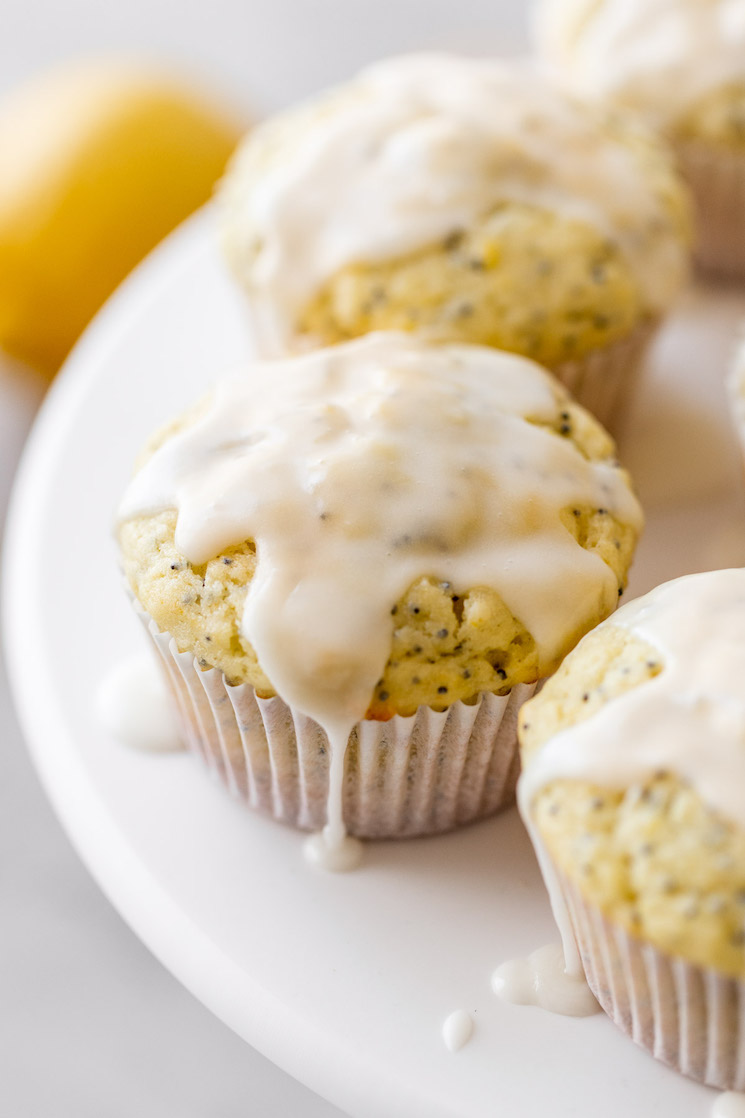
140, 609, 536, 839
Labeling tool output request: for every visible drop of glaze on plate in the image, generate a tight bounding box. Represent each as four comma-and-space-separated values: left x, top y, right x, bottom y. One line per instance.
97, 654, 182, 752
713, 1093, 745, 1117
491, 943, 600, 1017
303, 828, 364, 873
442, 1010, 473, 1053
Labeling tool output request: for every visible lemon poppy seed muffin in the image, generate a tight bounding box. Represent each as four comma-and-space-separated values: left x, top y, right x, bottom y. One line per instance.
518, 569, 745, 1088
118, 332, 642, 846
536, 0, 745, 275
219, 53, 691, 427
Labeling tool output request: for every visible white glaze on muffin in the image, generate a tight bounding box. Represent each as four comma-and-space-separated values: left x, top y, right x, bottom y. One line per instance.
219, 53, 689, 355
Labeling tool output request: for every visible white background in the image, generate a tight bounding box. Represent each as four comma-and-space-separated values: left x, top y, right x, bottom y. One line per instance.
0, 3, 527, 1116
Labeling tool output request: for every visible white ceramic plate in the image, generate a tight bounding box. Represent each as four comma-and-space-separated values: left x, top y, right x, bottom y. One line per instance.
5, 207, 745, 1118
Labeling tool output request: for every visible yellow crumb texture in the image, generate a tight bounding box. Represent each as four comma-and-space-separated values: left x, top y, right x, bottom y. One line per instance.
119, 395, 638, 719
299, 205, 643, 368
0, 60, 242, 374
519, 626, 745, 977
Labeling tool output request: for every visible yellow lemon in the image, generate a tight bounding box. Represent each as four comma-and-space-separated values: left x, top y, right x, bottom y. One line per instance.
0, 59, 244, 374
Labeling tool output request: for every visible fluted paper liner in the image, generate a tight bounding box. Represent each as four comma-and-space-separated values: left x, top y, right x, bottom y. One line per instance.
140, 610, 536, 839
559, 870, 745, 1090
553, 320, 657, 435
677, 141, 745, 279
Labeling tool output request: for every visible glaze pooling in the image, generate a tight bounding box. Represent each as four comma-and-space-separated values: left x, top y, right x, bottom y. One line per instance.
714, 1092, 745, 1117
97, 654, 182, 753
442, 1010, 474, 1052
492, 942, 600, 1016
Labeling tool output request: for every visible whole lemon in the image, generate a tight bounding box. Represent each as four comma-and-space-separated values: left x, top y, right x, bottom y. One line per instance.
0, 59, 244, 374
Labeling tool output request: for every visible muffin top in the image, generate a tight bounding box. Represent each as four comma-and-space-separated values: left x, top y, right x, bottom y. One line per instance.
219, 53, 689, 355
519, 568, 745, 975
118, 332, 642, 735
536, 0, 745, 139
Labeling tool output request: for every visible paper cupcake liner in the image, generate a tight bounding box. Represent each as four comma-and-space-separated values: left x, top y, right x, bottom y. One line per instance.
559, 871, 745, 1090
676, 141, 745, 279
552, 320, 658, 435
139, 609, 536, 839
